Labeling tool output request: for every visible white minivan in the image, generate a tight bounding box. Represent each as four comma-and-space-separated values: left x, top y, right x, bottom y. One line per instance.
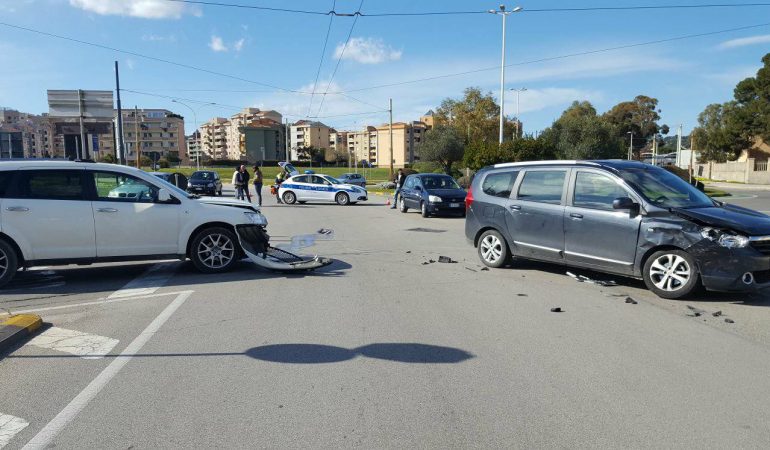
0, 160, 328, 288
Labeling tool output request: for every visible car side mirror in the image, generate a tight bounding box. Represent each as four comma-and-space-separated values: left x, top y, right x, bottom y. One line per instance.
612, 197, 635, 210
157, 188, 171, 203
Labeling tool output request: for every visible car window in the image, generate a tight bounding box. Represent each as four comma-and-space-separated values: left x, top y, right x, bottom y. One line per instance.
573, 172, 630, 211
293, 175, 309, 183
191, 171, 214, 180
0, 171, 14, 198
482, 171, 519, 198
92, 171, 159, 203
404, 177, 415, 189
14, 170, 86, 201
517, 170, 566, 205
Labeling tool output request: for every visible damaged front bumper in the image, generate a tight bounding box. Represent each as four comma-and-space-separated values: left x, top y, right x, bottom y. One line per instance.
235, 225, 333, 271
693, 241, 770, 292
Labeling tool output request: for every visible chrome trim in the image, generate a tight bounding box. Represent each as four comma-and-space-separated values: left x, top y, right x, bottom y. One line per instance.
514, 241, 561, 253
749, 236, 770, 242
564, 251, 633, 266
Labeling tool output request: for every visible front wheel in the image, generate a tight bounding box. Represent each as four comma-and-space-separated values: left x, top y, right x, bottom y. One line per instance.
0, 239, 19, 288
421, 202, 430, 218
643, 249, 701, 299
190, 227, 239, 274
399, 197, 408, 213
478, 230, 510, 268
336, 192, 350, 206
282, 191, 297, 204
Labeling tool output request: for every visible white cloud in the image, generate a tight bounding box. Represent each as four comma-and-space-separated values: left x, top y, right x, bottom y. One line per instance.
505, 88, 604, 116
335, 37, 402, 64
233, 38, 245, 52
718, 34, 770, 50
69, 0, 188, 19
209, 35, 228, 52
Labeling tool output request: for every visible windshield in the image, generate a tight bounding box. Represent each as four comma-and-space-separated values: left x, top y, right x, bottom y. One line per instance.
150, 174, 191, 198
422, 175, 462, 190
618, 167, 714, 209
325, 176, 342, 185
191, 171, 215, 180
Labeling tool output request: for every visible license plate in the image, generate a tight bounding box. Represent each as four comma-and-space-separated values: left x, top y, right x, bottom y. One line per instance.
450, 203, 460, 208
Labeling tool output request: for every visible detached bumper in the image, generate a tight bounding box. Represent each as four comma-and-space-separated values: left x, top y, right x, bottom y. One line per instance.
235, 224, 333, 271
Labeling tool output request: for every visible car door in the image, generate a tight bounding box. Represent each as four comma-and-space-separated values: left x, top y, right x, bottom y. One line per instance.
88, 170, 180, 257
404, 177, 420, 208
506, 168, 569, 262
314, 176, 336, 202
564, 169, 642, 275
3, 168, 96, 260
284, 175, 310, 201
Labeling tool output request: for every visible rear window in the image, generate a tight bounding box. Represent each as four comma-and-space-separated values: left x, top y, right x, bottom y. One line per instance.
517, 170, 566, 205
14, 170, 86, 201
482, 171, 518, 198
0, 171, 13, 198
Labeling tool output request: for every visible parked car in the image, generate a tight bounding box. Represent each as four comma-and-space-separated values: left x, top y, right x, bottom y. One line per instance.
398, 173, 466, 217
279, 173, 368, 205
0, 160, 330, 288
337, 173, 367, 187
151, 171, 188, 190
465, 160, 770, 299
187, 170, 222, 196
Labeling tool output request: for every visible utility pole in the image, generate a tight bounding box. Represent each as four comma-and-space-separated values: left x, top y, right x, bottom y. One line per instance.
489, 4, 523, 145
689, 134, 696, 183
676, 124, 683, 167
511, 87, 527, 140
389, 98, 394, 179
627, 132, 633, 160
77, 89, 86, 160
284, 119, 290, 163
115, 61, 126, 165
134, 106, 140, 169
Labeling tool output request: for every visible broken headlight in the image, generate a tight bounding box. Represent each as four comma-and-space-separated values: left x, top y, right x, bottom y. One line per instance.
244, 211, 267, 226
700, 227, 749, 248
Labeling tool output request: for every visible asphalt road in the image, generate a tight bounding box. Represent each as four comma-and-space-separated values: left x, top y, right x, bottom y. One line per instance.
2, 187, 770, 449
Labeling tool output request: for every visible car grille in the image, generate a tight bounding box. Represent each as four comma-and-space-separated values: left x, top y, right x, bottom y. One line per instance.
750, 240, 770, 256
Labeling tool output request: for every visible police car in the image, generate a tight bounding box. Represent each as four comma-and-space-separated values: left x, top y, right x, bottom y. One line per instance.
279, 173, 368, 205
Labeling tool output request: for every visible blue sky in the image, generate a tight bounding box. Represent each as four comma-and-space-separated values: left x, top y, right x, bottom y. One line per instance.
1, 0, 769, 136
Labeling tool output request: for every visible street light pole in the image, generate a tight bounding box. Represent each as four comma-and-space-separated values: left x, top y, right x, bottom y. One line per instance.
489, 4, 523, 145
627, 131, 634, 160
172, 99, 212, 170
510, 87, 527, 139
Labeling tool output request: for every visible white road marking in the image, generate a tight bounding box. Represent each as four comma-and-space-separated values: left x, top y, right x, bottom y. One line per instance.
0, 413, 29, 449
22, 291, 193, 450
4, 290, 193, 316
26, 328, 119, 360
107, 262, 178, 299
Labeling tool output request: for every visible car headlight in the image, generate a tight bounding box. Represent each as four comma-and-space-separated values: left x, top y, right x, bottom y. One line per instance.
700, 227, 749, 248
244, 211, 267, 226
428, 195, 442, 203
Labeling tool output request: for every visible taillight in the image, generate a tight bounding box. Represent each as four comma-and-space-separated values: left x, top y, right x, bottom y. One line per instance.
465, 185, 473, 210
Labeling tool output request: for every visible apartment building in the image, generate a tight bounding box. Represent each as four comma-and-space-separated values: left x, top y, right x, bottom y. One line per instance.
186, 130, 202, 163
371, 121, 428, 168
121, 109, 186, 163
199, 117, 229, 159
240, 118, 285, 162
225, 108, 283, 160
290, 120, 331, 161
0, 109, 52, 158
420, 110, 437, 130
346, 126, 378, 166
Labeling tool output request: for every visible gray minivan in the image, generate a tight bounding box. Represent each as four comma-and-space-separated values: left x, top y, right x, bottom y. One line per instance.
465, 160, 770, 299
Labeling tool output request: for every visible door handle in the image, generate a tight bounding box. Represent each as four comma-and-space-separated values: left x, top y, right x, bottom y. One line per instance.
509, 205, 521, 210
5, 206, 29, 212
570, 213, 584, 219
97, 208, 118, 213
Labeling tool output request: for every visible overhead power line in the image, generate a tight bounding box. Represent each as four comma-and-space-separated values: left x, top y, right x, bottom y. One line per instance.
163, 0, 770, 16
307, 0, 337, 117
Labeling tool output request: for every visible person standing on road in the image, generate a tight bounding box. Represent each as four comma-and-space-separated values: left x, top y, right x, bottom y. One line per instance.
391, 168, 406, 209
274, 169, 286, 204
241, 165, 252, 203
253, 165, 264, 206
232, 166, 246, 200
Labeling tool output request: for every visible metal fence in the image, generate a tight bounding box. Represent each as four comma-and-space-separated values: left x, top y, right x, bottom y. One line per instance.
755, 161, 768, 171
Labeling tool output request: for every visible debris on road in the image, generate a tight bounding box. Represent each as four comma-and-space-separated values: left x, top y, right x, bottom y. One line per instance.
480, 267, 490, 272
438, 256, 457, 264
625, 297, 638, 304
566, 271, 618, 286
465, 267, 477, 272
407, 227, 447, 233
517, 294, 528, 297
550, 307, 563, 313
421, 259, 437, 265
686, 305, 706, 317
406, 251, 412, 254
725, 318, 735, 324
317, 228, 333, 236
712, 310, 723, 317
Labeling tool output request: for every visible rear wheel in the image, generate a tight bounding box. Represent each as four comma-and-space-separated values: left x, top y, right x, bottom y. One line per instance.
282, 191, 297, 204
643, 249, 700, 299
478, 230, 509, 268
0, 240, 19, 288
336, 192, 350, 206
190, 227, 239, 274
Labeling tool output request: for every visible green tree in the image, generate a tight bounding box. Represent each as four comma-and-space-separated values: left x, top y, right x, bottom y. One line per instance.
691, 102, 749, 162
512, 137, 557, 162
435, 87, 501, 143
419, 124, 465, 174
99, 153, 116, 164
541, 101, 624, 160
603, 95, 668, 151
734, 53, 770, 142
462, 140, 514, 171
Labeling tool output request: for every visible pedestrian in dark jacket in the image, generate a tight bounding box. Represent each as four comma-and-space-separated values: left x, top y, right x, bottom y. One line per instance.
392, 169, 406, 209
241, 165, 252, 203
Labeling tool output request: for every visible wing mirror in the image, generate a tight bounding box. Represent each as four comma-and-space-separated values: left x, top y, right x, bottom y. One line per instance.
415, 185, 422, 191
613, 197, 640, 216
157, 188, 172, 203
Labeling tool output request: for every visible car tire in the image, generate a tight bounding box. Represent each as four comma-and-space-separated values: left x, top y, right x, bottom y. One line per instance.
399, 197, 408, 213
282, 191, 297, 204
478, 230, 510, 268
643, 249, 701, 299
336, 192, 350, 206
0, 239, 19, 288
190, 227, 239, 274
421, 202, 430, 218
218, 189, 222, 196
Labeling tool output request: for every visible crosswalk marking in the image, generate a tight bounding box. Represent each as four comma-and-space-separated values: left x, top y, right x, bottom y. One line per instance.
27, 327, 119, 360
0, 413, 28, 449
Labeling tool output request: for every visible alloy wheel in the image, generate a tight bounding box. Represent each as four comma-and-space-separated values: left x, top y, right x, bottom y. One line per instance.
197, 233, 236, 270
480, 234, 503, 264
649, 254, 691, 292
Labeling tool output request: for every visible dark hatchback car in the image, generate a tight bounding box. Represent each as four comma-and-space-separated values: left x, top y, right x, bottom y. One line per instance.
465, 160, 770, 299
399, 173, 467, 217
151, 172, 188, 190
187, 170, 222, 196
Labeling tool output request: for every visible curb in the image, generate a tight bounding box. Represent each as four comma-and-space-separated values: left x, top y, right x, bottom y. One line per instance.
0, 314, 43, 355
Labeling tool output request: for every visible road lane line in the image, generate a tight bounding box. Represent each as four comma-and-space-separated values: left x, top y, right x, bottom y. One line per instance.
22, 291, 193, 450
107, 262, 179, 299
26, 328, 119, 360
0, 413, 29, 449
5, 290, 194, 315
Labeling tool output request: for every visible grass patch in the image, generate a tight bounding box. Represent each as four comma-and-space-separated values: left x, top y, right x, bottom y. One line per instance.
705, 188, 731, 197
